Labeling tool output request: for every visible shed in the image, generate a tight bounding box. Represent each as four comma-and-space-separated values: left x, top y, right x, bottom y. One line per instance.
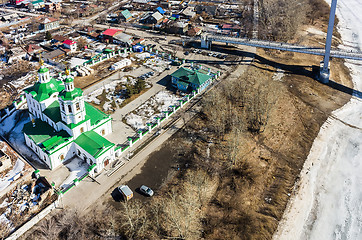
120, 9, 132, 22
156, 7, 165, 14
132, 44, 144, 52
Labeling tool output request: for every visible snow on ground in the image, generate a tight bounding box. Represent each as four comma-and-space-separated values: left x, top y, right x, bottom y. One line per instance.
69, 57, 87, 68
60, 157, 89, 190
274, 0, 362, 239
0, 110, 45, 168
272, 68, 285, 82
0, 159, 25, 192
144, 57, 172, 72
125, 90, 181, 130
84, 77, 136, 107
9, 72, 33, 89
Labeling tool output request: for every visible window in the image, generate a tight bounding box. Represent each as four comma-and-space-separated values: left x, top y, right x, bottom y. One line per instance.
59, 154, 64, 161
77, 150, 81, 156
76, 103, 80, 111
101, 129, 105, 136
60, 102, 64, 112
80, 127, 84, 133
68, 105, 72, 113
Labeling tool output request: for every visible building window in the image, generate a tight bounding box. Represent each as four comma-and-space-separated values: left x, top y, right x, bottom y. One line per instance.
59, 154, 64, 161
60, 102, 64, 112
76, 103, 80, 111
101, 129, 105, 136
77, 150, 81, 156
80, 127, 84, 133
68, 105, 72, 113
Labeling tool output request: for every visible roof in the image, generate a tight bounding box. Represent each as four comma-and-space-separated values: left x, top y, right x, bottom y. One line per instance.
84, 102, 109, 126
102, 28, 123, 37
74, 131, 115, 159
171, 67, 211, 86
42, 49, 65, 59
151, 12, 163, 21
63, 39, 77, 45
156, 7, 165, 14
35, 15, 58, 24
43, 100, 61, 123
26, 44, 42, 53
38, 66, 49, 73
52, 34, 67, 42
113, 32, 133, 43
59, 87, 83, 101
22, 119, 71, 152
121, 9, 132, 19
24, 78, 64, 102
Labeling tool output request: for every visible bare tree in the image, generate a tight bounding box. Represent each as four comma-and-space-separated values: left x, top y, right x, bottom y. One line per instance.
119, 200, 148, 239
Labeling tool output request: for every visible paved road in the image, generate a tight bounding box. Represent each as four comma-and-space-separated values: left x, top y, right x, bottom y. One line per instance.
0, 7, 40, 17
61, 45, 256, 211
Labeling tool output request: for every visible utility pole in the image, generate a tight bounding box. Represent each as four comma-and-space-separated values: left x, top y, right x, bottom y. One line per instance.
319, 0, 337, 84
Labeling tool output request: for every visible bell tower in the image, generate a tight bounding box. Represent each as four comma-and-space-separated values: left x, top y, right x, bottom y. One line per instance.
37, 55, 51, 83
59, 69, 86, 126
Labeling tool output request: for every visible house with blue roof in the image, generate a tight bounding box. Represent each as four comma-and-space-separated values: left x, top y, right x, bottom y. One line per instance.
22, 59, 116, 175
156, 7, 165, 15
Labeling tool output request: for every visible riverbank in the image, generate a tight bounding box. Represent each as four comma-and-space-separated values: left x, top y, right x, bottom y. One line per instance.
273, 0, 362, 239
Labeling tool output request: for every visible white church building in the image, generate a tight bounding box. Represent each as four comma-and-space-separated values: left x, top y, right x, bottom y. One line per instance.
22, 61, 115, 175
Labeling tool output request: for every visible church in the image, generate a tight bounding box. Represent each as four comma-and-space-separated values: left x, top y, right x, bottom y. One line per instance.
22, 60, 115, 175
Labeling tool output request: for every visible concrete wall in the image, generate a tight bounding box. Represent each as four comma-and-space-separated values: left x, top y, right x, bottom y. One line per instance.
6, 199, 59, 240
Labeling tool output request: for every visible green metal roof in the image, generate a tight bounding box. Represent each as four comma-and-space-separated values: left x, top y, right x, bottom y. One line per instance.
22, 119, 71, 152
75, 130, 115, 159
38, 66, 49, 74
59, 88, 83, 101
24, 78, 64, 102
170, 67, 194, 79
43, 101, 61, 123
84, 102, 109, 126
171, 67, 211, 86
64, 77, 74, 83
121, 9, 132, 19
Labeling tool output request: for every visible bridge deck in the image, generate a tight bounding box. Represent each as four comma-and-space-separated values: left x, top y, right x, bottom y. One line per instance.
172, 35, 362, 61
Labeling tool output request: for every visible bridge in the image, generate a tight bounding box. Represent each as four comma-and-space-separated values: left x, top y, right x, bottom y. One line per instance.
198, 34, 362, 61
171, 0, 359, 83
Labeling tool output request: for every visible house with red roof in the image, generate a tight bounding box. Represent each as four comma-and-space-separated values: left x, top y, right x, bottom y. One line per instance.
63, 39, 77, 52
101, 29, 123, 43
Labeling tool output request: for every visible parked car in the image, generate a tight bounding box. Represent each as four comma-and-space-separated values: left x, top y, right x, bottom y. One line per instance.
139, 185, 154, 196
118, 185, 133, 201
193, 49, 198, 53
208, 52, 213, 56
148, 71, 154, 76
184, 51, 189, 55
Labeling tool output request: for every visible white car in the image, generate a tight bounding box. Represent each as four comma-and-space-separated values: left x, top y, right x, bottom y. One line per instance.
139, 185, 154, 197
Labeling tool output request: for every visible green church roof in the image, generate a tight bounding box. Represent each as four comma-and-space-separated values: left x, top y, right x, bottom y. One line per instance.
22, 119, 71, 152
43, 101, 62, 123
38, 66, 49, 74
59, 88, 83, 101
64, 77, 74, 83
24, 78, 64, 102
84, 102, 110, 126
75, 130, 115, 159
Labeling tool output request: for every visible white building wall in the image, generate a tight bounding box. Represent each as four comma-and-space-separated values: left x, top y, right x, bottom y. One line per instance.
48, 142, 76, 169
92, 118, 112, 137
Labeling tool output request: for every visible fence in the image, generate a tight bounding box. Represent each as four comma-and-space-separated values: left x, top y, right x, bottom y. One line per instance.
114, 68, 222, 157
57, 163, 96, 195
0, 95, 27, 123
